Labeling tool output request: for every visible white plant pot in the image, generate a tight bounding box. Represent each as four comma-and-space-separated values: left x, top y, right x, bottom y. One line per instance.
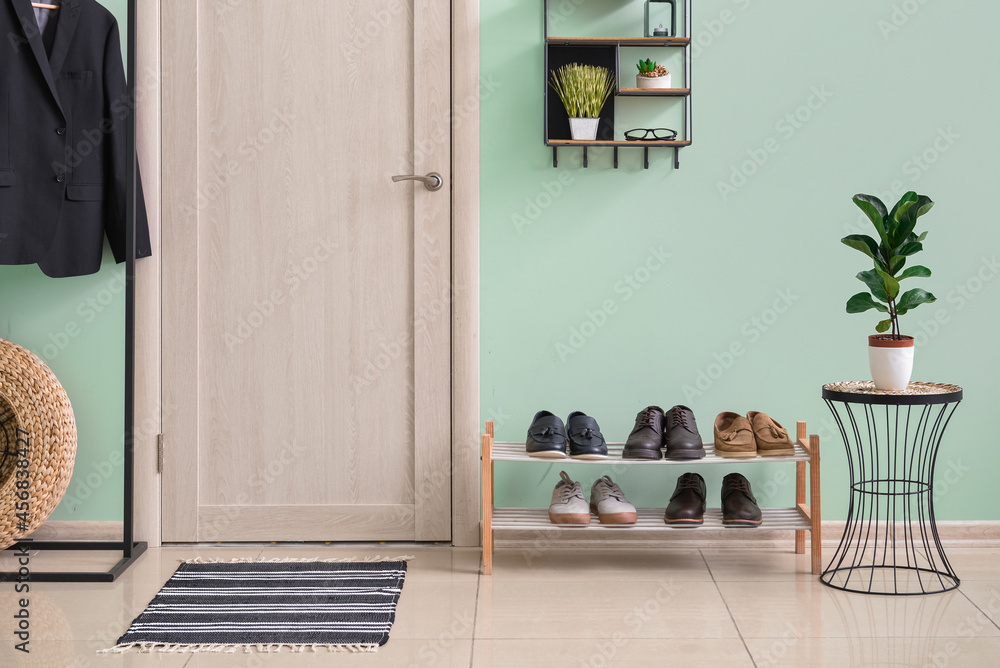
568, 117, 600, 141
868, 335, 915, 391
636, 73, 672, 89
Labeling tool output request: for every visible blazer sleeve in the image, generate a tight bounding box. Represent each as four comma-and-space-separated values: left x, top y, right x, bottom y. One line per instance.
104, 19, 152, 263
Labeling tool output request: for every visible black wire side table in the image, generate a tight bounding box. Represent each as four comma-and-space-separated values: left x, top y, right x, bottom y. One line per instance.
821, 381, 963, 595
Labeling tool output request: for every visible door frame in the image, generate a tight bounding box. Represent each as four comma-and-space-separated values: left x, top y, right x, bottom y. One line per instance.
133, 0, 480, 547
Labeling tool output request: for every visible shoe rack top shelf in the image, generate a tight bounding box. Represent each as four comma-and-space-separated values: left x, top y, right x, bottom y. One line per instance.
493, 507, 812, 532
490, 439, 813, 464
547, 36, 691, 47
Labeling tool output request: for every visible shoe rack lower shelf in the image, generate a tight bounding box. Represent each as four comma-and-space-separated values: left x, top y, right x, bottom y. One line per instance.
492, 507, 811, 531
481, 420, 822, 576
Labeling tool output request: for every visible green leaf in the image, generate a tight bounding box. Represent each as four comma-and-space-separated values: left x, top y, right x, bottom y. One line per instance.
853, 194, 890, 248
891, 195, 933, 249
889, 192, 919, 223
876, 319, 893, 333
876, 269, 900, 300
896, 288, 937, 313
841, 235, 880, 261
896, 241, 923, 257
916, 231, 928, 242
847, 292, 890, 314
856, 269, 889, 302
890, 255, 906, 273
897, 265, 931, 280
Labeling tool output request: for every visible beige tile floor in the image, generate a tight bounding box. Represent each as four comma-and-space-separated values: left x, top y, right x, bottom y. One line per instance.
0, 544, 998, 667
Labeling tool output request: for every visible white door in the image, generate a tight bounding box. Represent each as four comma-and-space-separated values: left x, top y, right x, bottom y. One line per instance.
160, 0, 451, 542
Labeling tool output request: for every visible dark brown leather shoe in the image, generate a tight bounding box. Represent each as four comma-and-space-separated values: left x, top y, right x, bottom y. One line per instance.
623, 406, 665, 460
664, 405, 706, 459
664, 472, 706, 526
721, 473, 762, 527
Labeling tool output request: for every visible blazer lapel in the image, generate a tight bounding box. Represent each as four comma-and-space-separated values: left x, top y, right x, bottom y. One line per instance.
8, 0, 63, 112
47, 0, 81, 81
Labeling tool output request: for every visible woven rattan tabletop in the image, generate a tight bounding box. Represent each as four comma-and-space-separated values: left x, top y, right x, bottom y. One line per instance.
822, 381, 963, 405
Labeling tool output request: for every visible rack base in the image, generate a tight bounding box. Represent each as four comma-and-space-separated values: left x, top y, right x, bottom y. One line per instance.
0, 539, 148, 583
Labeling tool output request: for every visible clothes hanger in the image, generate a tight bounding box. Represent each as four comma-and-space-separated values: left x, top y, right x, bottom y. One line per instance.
31, 3, 59, 9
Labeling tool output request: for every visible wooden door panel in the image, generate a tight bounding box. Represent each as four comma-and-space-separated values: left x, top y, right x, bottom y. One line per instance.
162, 0, 450, 542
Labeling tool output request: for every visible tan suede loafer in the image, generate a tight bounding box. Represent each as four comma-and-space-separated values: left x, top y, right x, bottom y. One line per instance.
713, 412, 756, 458
747, 411, 794, 456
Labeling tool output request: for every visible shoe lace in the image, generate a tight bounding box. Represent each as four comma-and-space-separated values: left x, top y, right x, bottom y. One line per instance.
725, 476, 755, 500
557, 472, 584, 501
637, 410, 658, 429
598, 476, 626, 502
672, 412, 690, 430
675, 476, 702, 492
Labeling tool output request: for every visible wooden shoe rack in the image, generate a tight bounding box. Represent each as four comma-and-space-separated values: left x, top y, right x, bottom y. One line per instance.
481, 420, 822, 575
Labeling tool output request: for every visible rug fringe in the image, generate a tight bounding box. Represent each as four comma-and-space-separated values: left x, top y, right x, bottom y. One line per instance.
180, 555, 414, 564
99, 642, 379, 654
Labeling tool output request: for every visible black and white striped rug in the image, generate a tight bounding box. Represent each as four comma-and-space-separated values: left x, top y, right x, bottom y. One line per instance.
102, 558, 410, 654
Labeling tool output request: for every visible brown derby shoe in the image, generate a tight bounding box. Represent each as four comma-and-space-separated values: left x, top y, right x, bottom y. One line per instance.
664, 472, 707, 526
663, 405, 706, 459
623, 406, 665, 460
721, 472, 763, 527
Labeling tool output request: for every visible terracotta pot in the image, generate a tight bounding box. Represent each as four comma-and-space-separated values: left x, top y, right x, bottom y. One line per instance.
868, 334, 914, 391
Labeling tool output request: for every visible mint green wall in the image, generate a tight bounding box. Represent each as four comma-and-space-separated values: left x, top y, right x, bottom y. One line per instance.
0, 0, 130, 522
481, 0, 1000, 519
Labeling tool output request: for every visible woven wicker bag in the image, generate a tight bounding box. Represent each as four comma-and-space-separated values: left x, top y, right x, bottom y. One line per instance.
0, 337, 77, 550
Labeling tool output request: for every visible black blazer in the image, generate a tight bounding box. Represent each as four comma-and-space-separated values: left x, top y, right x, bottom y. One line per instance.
0, 0, 150, 278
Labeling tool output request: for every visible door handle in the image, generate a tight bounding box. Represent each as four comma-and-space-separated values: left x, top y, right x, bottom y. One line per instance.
391, 172, 443, 192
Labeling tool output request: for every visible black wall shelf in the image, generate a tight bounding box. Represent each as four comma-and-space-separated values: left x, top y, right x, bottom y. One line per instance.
544, 0, 693, 170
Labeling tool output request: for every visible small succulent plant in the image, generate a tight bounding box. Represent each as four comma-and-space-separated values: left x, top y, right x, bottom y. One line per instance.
636, 59, 668, 77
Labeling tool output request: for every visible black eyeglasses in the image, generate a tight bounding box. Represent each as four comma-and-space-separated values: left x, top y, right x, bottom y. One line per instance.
624, 127, 677, 141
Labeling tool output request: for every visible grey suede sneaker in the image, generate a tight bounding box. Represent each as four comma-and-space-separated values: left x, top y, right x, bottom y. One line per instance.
589, 475, 638, 525
548, 471, 591, 524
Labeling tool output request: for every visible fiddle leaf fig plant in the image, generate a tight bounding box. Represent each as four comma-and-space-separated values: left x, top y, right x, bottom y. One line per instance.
842, 191, 937, 338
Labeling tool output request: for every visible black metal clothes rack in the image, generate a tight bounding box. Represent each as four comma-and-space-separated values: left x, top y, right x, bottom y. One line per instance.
820, 381, 963, 595
0, 0, 147, 583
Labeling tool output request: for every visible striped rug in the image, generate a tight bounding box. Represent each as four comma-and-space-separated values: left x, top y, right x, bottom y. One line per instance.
102, 558, 410, 654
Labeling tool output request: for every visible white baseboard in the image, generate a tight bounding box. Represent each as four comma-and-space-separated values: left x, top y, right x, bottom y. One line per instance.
26, 519, 1000, 549
493, 521, 1000, 550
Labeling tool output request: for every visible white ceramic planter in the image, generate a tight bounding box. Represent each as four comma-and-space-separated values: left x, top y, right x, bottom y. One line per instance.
636, 73, 672, 89
568, 117, 600, 141
868, 335, 915, 391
